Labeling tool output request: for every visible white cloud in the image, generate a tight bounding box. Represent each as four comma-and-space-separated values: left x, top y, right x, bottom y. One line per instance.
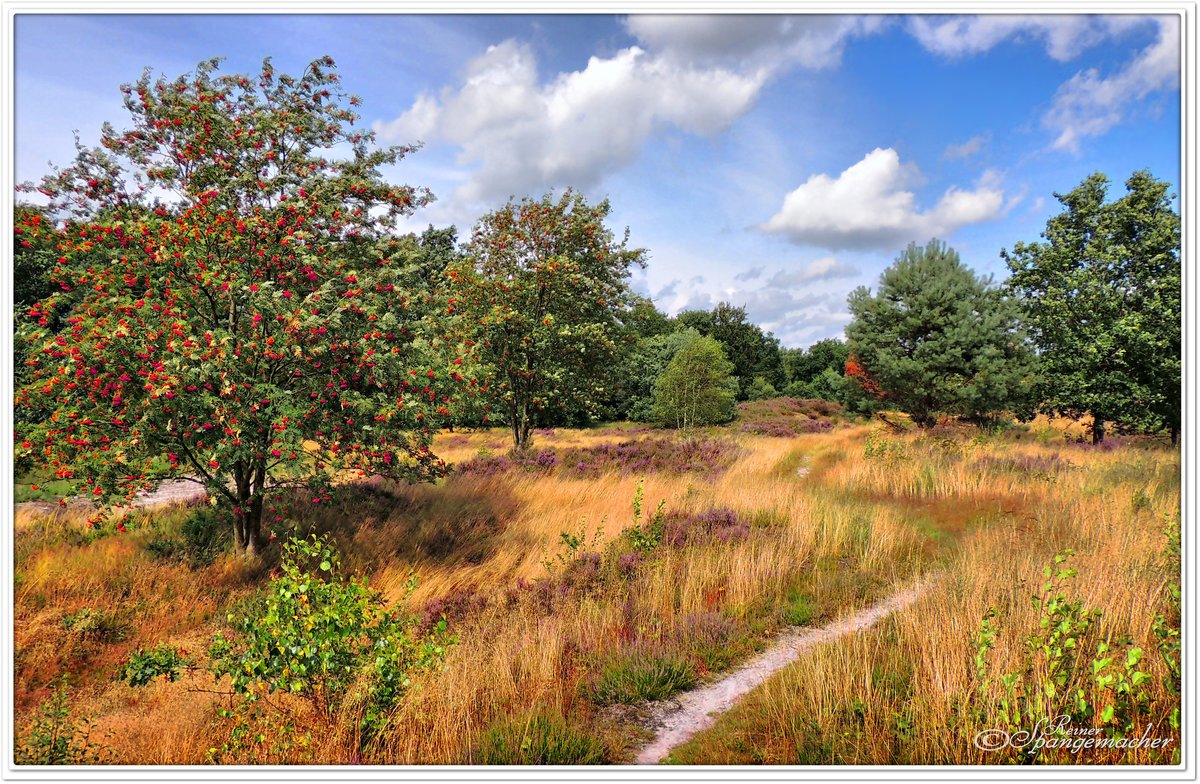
1043, 16, 1180, 152
943, 134, 988, 159
374, 40, 767, 205
624, 14, 887, 70
766, 256, 858, 286
907, 14, 1146, 62
762, 148, 1010, 250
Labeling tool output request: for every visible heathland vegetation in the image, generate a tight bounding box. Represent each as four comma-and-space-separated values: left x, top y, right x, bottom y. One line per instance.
12, 57, 1181, 765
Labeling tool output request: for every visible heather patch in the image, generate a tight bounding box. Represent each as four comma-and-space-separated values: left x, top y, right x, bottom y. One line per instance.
420, 589, 488, 633
662, 508, 751, 547
737, 397, 842, 422
740, 417, 833, 438
453, 449, 560, 478
561, 437, 740, 478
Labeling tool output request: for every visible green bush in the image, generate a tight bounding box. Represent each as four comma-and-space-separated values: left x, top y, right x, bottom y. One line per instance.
14, 683, 109, 765
209, 534, 452, 739
973, 550, 1159, 761
474, 709, 608, 764
117, 644, 194, 687
586, 648, 696, 705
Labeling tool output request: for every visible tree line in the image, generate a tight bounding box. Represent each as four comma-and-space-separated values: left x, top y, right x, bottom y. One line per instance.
12, 57, 1181, 556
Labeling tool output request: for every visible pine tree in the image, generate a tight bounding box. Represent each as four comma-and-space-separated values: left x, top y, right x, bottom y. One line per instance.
846, 239, 1036, 427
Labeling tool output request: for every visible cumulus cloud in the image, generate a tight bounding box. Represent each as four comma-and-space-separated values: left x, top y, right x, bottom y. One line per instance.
761, 148, 1010, 250
375, 40, 767, 204
733, 265, 766, 282
907, 14, 1146, 61
1043, 16, 1180, 152
943, 134, 988, 159
624, 14, 887, 70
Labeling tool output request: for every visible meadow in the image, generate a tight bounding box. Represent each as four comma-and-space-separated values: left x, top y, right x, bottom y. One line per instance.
11, 400, 1181, 765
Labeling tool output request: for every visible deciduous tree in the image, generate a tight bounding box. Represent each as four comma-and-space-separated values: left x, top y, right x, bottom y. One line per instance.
15, 57, 461, 556
1003, 171, 1181, 444
446, 190, 645, 451
653, 335, 738, 428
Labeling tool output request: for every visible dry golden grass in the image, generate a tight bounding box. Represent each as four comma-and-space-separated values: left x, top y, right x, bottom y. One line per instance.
667, 426, 1180, 765
11, 414, 1180, 766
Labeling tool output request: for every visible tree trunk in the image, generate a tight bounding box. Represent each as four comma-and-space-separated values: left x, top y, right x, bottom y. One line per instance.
1091, 416, 1106, 445
233, 505, 263, 558
231, 467, 263, 558
513, 400, 532, 452
1170, 426, 1178, 447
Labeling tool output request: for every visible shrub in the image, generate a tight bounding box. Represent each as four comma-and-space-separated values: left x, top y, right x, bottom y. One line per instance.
745, 376, 778, 401
972, 550, 1158, 761
474, 709, 608, 764
209, 534, 451, 737
585, 647, 697, 705
117, 644, 194, 687
738, 396, 844, 423
625, 478, 667, 552
454, 448, 559, 478
974, 454, 1072, 481
420, 589, 487, 634
740, 417, 833, 437
863, 429, 910, 464
14, 683, 109, 765
616, 552, 643, 576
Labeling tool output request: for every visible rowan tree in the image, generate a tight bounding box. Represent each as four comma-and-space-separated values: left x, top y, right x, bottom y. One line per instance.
14, 57, 464, 556
1003, 171, 1181, 444
446, 190, 646, 451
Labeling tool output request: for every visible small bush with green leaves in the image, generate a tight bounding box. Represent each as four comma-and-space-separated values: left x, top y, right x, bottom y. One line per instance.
209, 534, 452, 739
117, 644, 194, 687
625, 478, 666, 552
585, 647, 697, 705
14, 683, 110, 765
863, 429, 910, 464
973, 550, 1160, 760
1152, 513, 1182, 733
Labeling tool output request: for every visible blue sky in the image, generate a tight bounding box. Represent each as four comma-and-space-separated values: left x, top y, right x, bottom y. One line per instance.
14, 12, 1181, 347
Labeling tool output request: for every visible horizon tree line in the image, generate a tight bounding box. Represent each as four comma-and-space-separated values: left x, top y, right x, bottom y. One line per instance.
13, 56, 1181, 555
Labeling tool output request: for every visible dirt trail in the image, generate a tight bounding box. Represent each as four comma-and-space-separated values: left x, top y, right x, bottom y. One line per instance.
15, 478, 209, 517
634, 576, 932, 765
